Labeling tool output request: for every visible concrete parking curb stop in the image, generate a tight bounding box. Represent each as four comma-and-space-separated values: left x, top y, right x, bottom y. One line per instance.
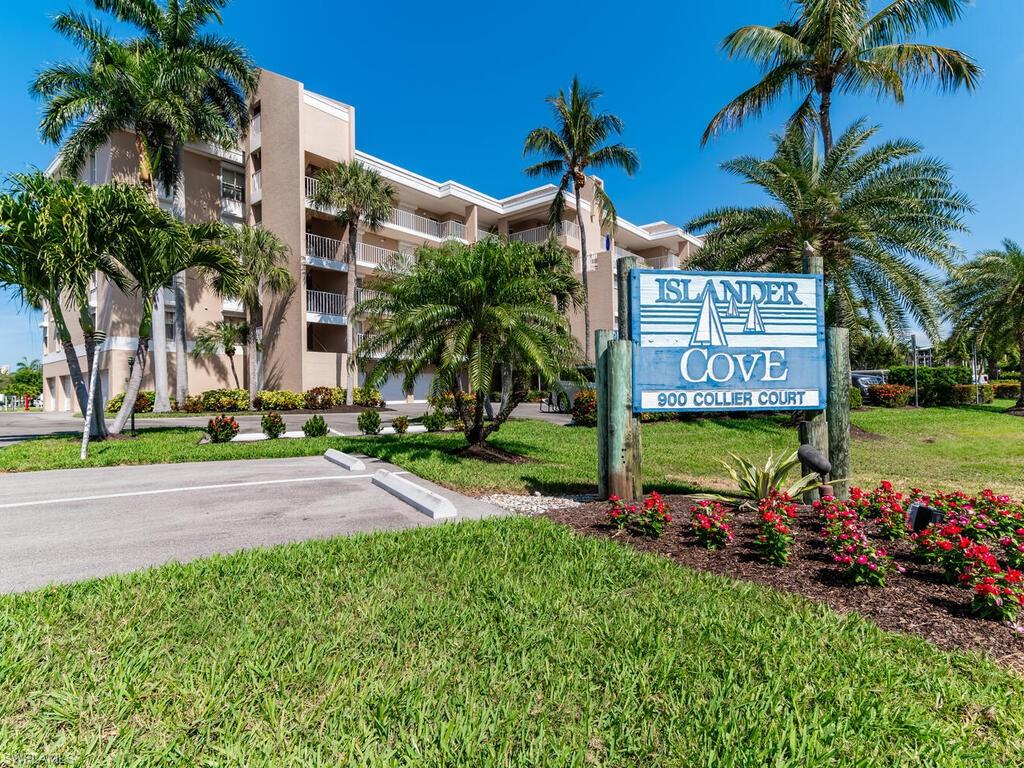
323, 449, 366, 471
372, 469, 457, 519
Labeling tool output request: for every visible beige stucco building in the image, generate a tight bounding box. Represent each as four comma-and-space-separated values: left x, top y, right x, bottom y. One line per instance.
41, 68, 701, 410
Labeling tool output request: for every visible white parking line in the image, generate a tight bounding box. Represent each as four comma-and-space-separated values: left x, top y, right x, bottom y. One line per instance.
0, 471, 409, 510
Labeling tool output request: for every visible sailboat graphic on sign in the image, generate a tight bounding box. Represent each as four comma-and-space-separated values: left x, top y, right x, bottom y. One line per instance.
744, 300, 766, 333
689, 285, 728, 347
725, 295, 739, 317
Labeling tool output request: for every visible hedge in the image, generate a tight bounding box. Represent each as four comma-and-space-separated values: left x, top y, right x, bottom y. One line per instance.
886, 366, 970, 406
849, 387, 864, 410
868, 383, 913, 408
992, 380, 1021, 400
253, 390, 306, 411
200, 389, 249, 412
105, 390, 155, 414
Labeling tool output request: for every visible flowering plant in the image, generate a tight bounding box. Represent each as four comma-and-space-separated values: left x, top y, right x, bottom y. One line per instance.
689, 501, 734, 549
912, 522, 973, 581
261, 411, 286, 439
756, 491, 798, 565
958, 542, 1023, 622
816, 496, 899, 586
607, 492, 672, 538
207, 414, 239, 444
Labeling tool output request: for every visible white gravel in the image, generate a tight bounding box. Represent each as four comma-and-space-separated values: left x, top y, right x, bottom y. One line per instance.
481, 492, 597, 516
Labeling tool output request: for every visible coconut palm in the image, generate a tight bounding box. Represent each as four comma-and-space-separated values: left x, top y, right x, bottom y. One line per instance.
703, 0, 980, 153
192, 319, 250, 389
523, 77, 639, 361
33, 0, 258, 409
947, 241, 1024, 408
218, 225, 294, 405
359, 238, 582, 449
309, 161, 397, 404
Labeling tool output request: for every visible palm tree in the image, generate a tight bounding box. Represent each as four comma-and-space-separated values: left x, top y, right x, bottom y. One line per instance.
192, 320, 250, 389
703, 0, 980, 153
359, 238, 582, 450
947, 241, 1024, 409
523, 77, 639, 361
310, 161, 397, 404
218, 225, 294, 406
33, 0, 258, 410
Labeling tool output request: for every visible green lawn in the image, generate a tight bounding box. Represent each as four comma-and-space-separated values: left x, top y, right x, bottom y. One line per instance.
3, 402, 1023, 496
1, 517, 1021, 766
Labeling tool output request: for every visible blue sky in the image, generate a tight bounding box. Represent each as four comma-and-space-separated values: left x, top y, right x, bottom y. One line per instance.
1, 0, 1021, 367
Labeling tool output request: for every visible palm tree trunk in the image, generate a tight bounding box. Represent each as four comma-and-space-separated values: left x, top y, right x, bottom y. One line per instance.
78, 305, 108, 439
574, 186, 592, 361
172, 144, 188, 406
110, 305, 153, 434
246, 304, 259, 407
227, 351, 240, 389
818, 85, 834, 155
346, 223, 358, 406
152, 287, 170, 412
1017, 330, 1024, 409
50, 303, 90, 414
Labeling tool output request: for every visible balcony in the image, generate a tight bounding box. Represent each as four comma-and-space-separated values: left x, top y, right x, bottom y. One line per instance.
251, 170, 262, 204
355, 287, 379, 305
306, 232, 344, 267
250, 112, 261, 152
477, 227, 497, 241
357, 242, 413, 271
222, 297, 244, 315
306, 289, 347, 325
614, 244, 640, 261
509, 221, 581, 245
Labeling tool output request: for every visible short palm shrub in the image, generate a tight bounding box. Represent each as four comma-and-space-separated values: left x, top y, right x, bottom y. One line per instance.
421, 410, 447, 432
607, 492, 672, 538
302, 414, 328, 438
868, 383, 913, 407
756, 492, 798, 565
106, 390, 155, 414
571, 388, 597, 426
993, 380, 1021, 400
720, 451, 821, 502
200, 388, 249, 412
207, 414, 239, 443
261, 411, 286, 439
688, 501, 734, 549
304, 387, 337, 410
849, 387, 864, 409
392, 415, 410, 434
253, 390, 305, 411
357, 409, 381, 435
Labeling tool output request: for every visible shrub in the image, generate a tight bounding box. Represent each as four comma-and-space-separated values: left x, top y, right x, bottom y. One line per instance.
261, 411, 286, 439
200, 388, 249, 412
357, 409, 381, 435
867, 383, 913, 407
180, 394, 204, 413
570, 388, 598, 426
849, 482, 908, 539
207, 414, 239, 443
946, 384, 994, 405
335, 386, 386, 408
392, 415, 409, 434
304, 386, 337, 410
720, 451, 821, 502
302, 414, 329, 438
816, 496, 898, 586
688, 501, 734, 549
253, 390, 305, 411
993, 380, 1021, 400
607, 492, 672, 538
105, 390, 155, 414
849, 386, 863, 409
421, 410, 447, 432
887, 366, 970, 406
756, 492, 798, 565
958, 542, 1023, 622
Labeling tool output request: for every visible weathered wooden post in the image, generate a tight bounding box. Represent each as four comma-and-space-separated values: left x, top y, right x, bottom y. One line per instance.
798, 243, 829, 501
606, 339, 635, 500
595, 329, 613, 499
616, 257, 643, 501
827, 327, 851, 499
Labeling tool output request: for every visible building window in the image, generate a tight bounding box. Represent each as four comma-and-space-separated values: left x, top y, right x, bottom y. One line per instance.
221, 167, 245, 203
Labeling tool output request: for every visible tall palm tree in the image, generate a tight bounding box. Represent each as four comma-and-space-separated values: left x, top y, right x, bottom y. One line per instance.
33, 0, 258, 410
702, 0, 980, 153
947, 240, 1024, 409
360, 238, 582, 449
218, 225, 294, 406
310, 161, 397, 404
523, 77, 638, 361
192, 320, 250, 389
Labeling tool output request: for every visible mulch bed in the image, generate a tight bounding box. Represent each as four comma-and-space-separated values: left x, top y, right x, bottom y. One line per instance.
546, 495, 1024, 673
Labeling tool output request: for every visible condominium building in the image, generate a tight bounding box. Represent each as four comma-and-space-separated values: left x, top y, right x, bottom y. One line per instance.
40, 68, 701, 411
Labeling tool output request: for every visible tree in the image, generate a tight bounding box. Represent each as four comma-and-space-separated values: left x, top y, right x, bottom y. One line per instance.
309, 161, 396, 405
192, 320, 250, 389
33, 0, 258, 410
947, 240, 1024, 408
5, 359, 43, 399
107, 190, 239, 434
217, 225, 293, 405
523, 76, 638, 361
359, 238, 582, 450
703, 0, 980, 153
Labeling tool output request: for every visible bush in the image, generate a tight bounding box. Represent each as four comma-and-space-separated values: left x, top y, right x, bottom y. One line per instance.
849, 387, 864, 409
302, 414, 329, 437
756, 492, 798, 565
207, 414, 239, 443
392, 415, 409, 434
887, 366, 970, 406
357, 409, 381, 435
105, 390, 155, 414
867, 383, 913, 408
607, 491, 672, 538
304, 386, 337, 410
253, 390, 305, 411
332, 387, 386, 408
421, 410, 447, 432
947, 384, 994, 405
200, 388, 249, 412
993, 380, 1021, 400
261, 411, 286, 439
571, 388, 597, 426
180, 394, 204, 413
689, 501, 734, 549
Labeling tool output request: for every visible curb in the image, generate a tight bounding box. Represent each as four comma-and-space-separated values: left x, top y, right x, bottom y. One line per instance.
372, 470, 457, 519
323, 449, 366, 471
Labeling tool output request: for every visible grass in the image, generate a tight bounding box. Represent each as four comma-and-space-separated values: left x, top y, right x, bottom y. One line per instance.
3, 402, 1023, 497
1, 517, 1022, 765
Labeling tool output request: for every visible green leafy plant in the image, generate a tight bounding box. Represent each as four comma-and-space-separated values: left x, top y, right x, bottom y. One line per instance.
253, 390, 305, 411
392, 415, 409, 435
200, 389, 249, 412
720, 451, 822, 502
421, 410, 447, 433
261, 412, 286, 439
358, 409, 381, 435
849, 387, 864, 410
304, 387, 337, 410
868, 383, 913, 408
207, 414, 239, 444
571, 388, 598, 426
993, 381, 1022, 400
302, 414, 328, 438
105, 390, 155, 414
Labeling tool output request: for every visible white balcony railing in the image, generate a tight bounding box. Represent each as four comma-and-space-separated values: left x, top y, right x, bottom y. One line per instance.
477, 227, 498, 241
307, 232, 344, 261
439, 219, 466, 241
357, 242, 414, 271
355, 287, 378, 304
306, 289, 346, 317
252, 170, 262, 204
252, 113, 261, 137
614, 245, 640, 261
305, 174, 321, 204
509, 221, 581, 245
